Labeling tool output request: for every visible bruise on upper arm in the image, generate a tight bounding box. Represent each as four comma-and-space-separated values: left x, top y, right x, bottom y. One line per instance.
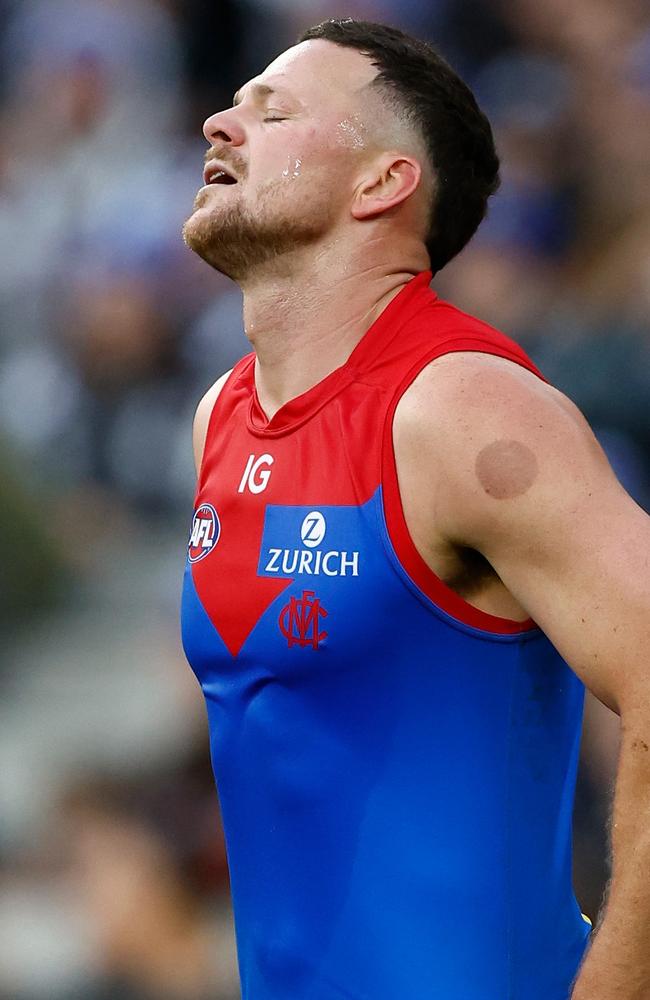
475, 439, 539, 500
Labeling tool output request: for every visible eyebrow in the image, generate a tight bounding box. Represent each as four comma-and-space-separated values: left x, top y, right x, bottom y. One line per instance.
232, 83, 290, 107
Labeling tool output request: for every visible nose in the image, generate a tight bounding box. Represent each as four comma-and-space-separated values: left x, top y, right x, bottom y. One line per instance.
202, 108, 245, 146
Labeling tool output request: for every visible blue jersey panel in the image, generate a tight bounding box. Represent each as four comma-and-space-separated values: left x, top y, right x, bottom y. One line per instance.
182, 488, 590, 1000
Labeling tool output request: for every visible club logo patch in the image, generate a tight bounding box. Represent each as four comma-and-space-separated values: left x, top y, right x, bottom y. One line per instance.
279, 589, 328, 648
188, 503, 220, 563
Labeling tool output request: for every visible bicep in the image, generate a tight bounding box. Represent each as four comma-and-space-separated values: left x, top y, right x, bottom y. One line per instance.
432, 361, 650, 713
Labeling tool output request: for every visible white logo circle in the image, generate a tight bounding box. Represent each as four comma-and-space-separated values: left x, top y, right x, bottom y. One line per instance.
300, 511, 326, 548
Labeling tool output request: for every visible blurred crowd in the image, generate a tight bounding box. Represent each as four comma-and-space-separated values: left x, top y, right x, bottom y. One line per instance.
0, 0, 647, 997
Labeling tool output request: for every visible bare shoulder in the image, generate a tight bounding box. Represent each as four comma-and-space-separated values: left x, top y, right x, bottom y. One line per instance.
393, 350, 619, 548
193, 369, 233, 474
396, 350, 580, 437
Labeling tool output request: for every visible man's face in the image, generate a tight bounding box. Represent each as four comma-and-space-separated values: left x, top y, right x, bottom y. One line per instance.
182, 40, 379, 280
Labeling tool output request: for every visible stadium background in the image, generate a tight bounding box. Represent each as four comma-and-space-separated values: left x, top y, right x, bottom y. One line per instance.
0, 0, 648, 997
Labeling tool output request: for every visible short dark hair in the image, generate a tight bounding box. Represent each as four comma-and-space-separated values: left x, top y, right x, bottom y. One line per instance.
299, 18, 500, 274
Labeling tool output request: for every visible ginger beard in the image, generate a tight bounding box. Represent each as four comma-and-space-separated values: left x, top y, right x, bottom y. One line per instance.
182, 165, 339, 282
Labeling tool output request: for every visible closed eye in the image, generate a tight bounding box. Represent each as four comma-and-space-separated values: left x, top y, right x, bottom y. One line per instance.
263, 116, 287, 122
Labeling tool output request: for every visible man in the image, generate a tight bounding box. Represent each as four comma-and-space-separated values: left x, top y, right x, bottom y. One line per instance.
180, 18, 650, 1000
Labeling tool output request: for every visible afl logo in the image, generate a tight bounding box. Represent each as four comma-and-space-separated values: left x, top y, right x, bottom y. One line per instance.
188, 503, 220, 563
300, 511, 326, 548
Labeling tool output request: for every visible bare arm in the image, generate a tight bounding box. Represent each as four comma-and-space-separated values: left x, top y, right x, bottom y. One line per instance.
192, 369, 232, 475
401, 353, 650, 999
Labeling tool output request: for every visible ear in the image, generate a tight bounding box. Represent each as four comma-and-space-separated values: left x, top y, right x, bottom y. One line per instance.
351, 153, 423, 220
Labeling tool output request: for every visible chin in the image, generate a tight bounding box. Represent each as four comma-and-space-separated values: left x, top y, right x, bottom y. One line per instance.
181, 214, 250, 281
182, 177, 334, 281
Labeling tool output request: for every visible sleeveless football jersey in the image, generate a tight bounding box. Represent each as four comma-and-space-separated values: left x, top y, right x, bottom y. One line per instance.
181, 270, 591, 1000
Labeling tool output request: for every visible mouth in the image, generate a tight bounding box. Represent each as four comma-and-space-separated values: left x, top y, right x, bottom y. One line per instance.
203, 162, 238, 186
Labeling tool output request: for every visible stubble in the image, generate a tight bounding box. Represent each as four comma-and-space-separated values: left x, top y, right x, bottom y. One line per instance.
182, 174, 335, 282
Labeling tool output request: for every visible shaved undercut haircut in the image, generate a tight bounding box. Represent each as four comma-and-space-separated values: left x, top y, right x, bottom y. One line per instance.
299, 18, 500, 274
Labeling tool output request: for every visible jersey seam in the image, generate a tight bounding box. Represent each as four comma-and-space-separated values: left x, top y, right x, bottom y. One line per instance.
335, 395, 377, 506
505, 642, 520, 1000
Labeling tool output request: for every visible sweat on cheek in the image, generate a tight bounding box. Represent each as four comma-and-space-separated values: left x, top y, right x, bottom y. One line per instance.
281, 155, 302, 178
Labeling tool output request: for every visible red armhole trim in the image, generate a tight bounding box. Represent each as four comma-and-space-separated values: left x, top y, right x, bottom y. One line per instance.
381, 342, 540, 635
197, 354, 255, 491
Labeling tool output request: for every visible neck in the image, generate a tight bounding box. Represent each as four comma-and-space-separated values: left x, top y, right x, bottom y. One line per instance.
239, 243, 428, 420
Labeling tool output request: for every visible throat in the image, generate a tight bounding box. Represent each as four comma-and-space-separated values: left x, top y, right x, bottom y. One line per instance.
252, 356, 344, 423
245, 273, 416, 421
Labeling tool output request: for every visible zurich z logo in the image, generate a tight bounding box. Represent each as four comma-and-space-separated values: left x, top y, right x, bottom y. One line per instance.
301, 511, 326, 547
188, 503, 220, 563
